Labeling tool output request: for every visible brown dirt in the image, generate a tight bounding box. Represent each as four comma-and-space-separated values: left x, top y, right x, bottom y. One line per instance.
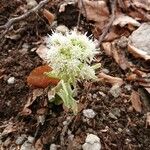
0, 0, 150, 150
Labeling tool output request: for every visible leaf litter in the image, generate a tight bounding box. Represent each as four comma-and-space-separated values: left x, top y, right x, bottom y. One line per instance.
1, 0, 150, 149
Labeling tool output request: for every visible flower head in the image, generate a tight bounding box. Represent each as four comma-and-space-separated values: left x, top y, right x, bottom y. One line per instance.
45, 30, 99, 84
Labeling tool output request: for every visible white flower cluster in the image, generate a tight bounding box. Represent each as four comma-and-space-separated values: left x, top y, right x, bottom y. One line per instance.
45, 30, 99, 84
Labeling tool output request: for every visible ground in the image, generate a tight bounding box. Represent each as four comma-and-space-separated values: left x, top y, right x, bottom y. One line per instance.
0, 0, 150, 150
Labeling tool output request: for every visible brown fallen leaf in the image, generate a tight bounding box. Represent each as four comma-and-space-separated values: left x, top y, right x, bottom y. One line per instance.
102, 41, 129, 70
78, 0, 109, 32
1, 123, 17, 137
78, 0, 109, 23
43, 9, 55, 25
36, 45, 49, 62
132, 0, 150, 11
98, 72, 124, 86
20, 89, 44, 116
27, 65, 59, 88
35, 138, 43, 150
113, 14, 141, 27
130, 90, 142, 113
126, 73, 137, 81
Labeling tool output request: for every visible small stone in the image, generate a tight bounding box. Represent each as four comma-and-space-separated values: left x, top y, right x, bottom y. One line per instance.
49, 144, 57, 150
117, 36, 128, 48
118, 128, 122, 132
108, 112, 117, 120
93, 94, 97, 99
83, 109, 96, 119
109, 84, 121, 98
26, 0, 37, 8
7, 77, 15, 84
82, 134, 101, 150
102, 68, 109, 74
56, 25, 69, 34
125, 84, 132, 91
21, 141, 34, 150
27, 136, 34, 143
15, 134, 27, 145
98, 91, 106, 97
111, 108, 121, 118
63, 120, 68, 126
68, 134, 74, 141
22, 43, 30, 49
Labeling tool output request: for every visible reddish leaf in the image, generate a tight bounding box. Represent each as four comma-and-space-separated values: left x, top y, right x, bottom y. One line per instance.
43, 9, 55, 25
27, 65, 59, 88
130, 90, 142, 112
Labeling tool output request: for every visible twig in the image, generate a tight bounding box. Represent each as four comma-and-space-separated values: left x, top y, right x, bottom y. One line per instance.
77, 0, 87, 29
0, 0, 49, 39
97, 0, 117, 47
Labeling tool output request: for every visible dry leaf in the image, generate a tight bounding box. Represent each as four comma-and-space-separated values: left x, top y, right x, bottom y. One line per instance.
98, 72, 124, 86
43, 9, 55, 25
20, 89, 44, 116
102, 42, 112, 56
126, 73, 137, 81
102, 41, 129, 70
36, 45, 49, 62
35, 138, 43, 150
132, 0, 150, 11
113, 14, 141, 27
78, 0, 109, 29
128, 23, 150, 60
27, 65, 59, 88
130, 90, 142, 112
1, 124, 17, 137
32, 88, 44, 101
21, 107, 32, 116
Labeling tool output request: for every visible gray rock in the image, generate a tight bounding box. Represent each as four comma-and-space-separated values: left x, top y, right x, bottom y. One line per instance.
26, 0, 37, 8
21, 141, 35, 150
82, 134, 101, 150
108, 112, 117, 120
111, 108, 121, 118
49, 144, 57, 150
15, 134, 27, 145
129, 23, 150, 55
83, 109, 96, 119
27, 136, 34, 143
109, 84, 121, 98
56, 25, 69, 34
7, 77, 15, 84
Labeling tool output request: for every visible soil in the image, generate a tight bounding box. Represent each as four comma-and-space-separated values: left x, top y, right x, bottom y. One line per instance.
0, 0, 150, 150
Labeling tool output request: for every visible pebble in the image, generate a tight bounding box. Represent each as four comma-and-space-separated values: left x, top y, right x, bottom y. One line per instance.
125, 84, 132, 91
83, 109, 96, 119
15, 134, 27, 145
108, 112, 117, 120
56, 25, 69, 34
111, 108, 121, 118
82, 134, 101, 150
27, 136, 34, 143
109, 84, 121, 98
7, 77, 15, 84
49, 144, 57, 150
26, 0, 37, 8
20, 141, 35, 150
